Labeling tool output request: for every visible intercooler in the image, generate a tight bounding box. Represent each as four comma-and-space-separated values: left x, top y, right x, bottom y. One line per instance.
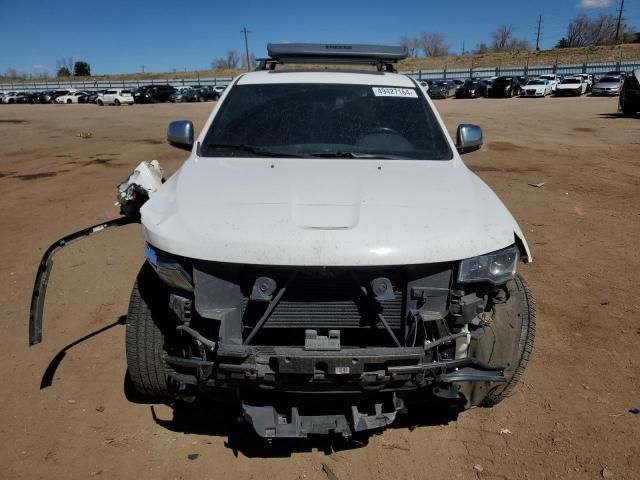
241, 275, 404, 330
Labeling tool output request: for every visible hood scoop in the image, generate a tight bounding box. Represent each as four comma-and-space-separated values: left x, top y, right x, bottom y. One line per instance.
291, 176, 360, 229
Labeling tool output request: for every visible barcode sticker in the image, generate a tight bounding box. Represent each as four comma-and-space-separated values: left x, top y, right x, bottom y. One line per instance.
372, 87, 418, 98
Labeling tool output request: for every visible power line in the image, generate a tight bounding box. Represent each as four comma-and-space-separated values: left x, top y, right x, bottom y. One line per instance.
614, 0, 625, 45
535, 15, 543, 51
241, 27, 251, 71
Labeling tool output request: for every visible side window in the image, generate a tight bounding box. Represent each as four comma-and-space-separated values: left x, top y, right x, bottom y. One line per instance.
106, 90, 117, 95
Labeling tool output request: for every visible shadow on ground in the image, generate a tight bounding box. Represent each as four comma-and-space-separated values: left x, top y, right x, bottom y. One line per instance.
40, 315, 127, 389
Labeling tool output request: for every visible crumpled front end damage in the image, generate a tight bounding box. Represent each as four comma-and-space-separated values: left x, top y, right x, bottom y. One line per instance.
157, 256, 516, 439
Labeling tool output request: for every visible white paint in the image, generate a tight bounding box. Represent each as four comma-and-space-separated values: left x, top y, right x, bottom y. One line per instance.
140, 70, 532, 267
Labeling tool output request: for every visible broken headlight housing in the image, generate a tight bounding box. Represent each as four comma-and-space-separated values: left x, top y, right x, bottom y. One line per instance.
457, 245, 519, 285
144, 244, 193, 292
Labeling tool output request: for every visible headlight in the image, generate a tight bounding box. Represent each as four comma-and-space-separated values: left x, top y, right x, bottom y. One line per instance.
458, 246, 519, 285
145, 244, 193, 291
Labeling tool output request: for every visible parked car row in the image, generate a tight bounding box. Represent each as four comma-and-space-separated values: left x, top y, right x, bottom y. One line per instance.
0, 84, 227, 105
422, 70, 629, 100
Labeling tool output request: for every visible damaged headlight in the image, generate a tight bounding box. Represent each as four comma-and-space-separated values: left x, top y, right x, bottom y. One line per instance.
145, 244, 193, 291
458, 246, 519, 285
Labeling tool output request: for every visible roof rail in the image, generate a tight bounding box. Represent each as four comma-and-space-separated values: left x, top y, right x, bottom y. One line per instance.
257, 43, 408, 73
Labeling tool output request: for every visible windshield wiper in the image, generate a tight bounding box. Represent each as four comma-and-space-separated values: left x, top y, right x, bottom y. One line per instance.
307, 151, 404, 160
203, 143, 306, 158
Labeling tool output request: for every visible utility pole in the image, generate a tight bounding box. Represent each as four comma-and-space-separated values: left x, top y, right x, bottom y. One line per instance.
141, 65, 145, 74
614, 0, 625, 45
241, 27, 251, 71
535, 15, 542, 51
462, 40, 465, 56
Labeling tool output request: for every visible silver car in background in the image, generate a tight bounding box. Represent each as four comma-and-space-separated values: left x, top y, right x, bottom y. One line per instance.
591, 76, 623, 96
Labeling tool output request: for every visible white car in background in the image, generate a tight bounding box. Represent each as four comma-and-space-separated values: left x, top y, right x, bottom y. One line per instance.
97, 89, 134, 106
574, 74, 593, 91
519, 78, 552, 97
554, 77, 588, 96
55, 91, 86, 104
539, 74, 560, 92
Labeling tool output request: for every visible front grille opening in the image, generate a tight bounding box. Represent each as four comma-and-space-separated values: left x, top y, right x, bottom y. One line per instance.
241, 271, 405, 347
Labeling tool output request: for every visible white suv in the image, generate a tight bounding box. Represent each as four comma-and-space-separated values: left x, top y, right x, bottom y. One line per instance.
31, 43, 535, 440
97, 89, 134, 106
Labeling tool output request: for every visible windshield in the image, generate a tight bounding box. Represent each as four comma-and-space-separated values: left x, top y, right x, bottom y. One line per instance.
599, 77, 618, 83
561, 78, 580, 84
201, 83, 452, 160
463, 80, 480, 86
527, 80, 546, 85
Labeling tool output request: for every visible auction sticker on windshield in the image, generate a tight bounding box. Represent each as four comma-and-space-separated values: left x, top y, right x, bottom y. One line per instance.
372, 87, 418, 98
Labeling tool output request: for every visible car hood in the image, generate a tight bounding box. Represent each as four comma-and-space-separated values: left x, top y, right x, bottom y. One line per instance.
594, 82, 619, 88
141, 157, 530, 266
524, 84, 546, 90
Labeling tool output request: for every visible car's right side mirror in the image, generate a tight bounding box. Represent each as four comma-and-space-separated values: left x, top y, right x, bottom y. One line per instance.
167, 120, 194, 150
456, 124, 483, 154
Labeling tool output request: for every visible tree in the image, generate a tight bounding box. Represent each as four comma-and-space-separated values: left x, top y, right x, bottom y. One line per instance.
212, 58, 227, 70
56, 67, 71, 77
399, 36, 420, 57
474, 43, 490, 54
491, 25, 514, 51
74, 61, 91, 76
488, 25, 530, 52
225, 49, 240, 69
3, 67, 18, 79
56, 58, 74, 75
241, 52, 256, 69
564, 13, 634, 47
555, 37, 570, 49
419, 32, 449, 57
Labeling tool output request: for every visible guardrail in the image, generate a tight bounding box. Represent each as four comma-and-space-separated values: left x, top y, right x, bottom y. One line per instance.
1, 59, 638, 92
402, 60, 640, 81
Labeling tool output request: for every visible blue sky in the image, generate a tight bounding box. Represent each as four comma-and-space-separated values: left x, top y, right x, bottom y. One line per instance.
0, 0, 636, 76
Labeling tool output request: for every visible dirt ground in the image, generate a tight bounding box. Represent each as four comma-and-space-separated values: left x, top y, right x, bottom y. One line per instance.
0, 96, 639, 480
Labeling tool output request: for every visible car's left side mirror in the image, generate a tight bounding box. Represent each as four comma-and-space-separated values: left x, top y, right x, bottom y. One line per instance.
167, 120, 194, 150
456, 124, 483, 154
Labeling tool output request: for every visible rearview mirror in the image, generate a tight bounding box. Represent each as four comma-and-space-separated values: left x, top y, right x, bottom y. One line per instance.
456, 124, 483, 154
167, 120, 194, 150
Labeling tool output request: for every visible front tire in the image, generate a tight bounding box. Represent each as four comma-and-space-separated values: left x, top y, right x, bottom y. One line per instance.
125, 264, 173, 399
466, 274, 536, 407
114, 99, 121, 106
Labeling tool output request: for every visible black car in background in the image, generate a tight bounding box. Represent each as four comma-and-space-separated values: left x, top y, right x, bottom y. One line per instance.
426, 79, 457, 99
619, 69, 640, 116
188, 86, 221, 102
455, 78, 483, 98
81, 90, 108, 104
134, 85, 177, 103
487, 76, 521, 98
15, 92, 35, 103
35, 91, 58, 103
